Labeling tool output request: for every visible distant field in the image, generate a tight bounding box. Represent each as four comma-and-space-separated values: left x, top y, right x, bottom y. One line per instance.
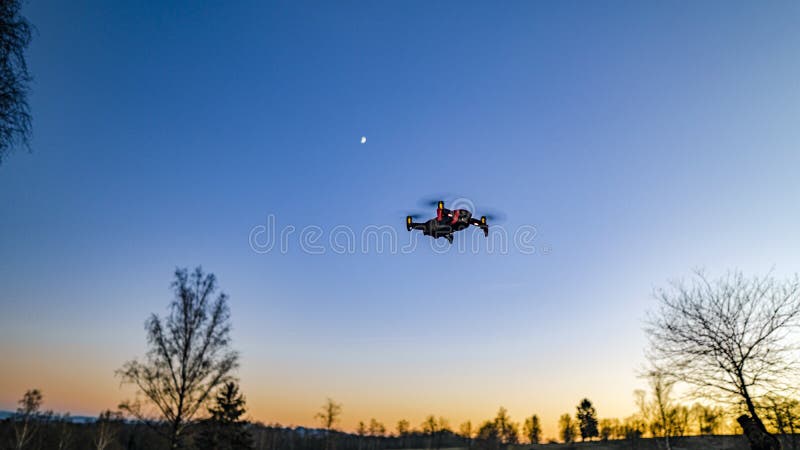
405, 434, 798, 450
524, 435, 748, 449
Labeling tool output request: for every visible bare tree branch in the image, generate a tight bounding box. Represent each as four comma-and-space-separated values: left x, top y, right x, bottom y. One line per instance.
646, 270, 800, 449
117, 267, 239, 449
0, 0, 32, 164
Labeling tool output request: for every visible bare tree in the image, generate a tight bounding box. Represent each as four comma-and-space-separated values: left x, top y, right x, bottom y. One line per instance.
315, 398, 342, 450
12, 389, 43, 450
368, 418, 385, 436
117, 267, 239, 449
476, 420, 500, 450
55, 413, 74, 450
356, 421, 367, 450
764, 396, 800, 450
599, 418, 615, 441
0, 0, 33, 165
94, 410, 123, 450
437, 417, 452, 449
421, 415, 450, 450
397, 419, 410, 449
421, 415, 437, 449
646, 271, 800, 449
621, 414, 645, 440
672, 405, 690, 437
494, 407, 518, 446
459, 420, 474, 448
690, 403, 724, 435
646, 369, 674, 449
367, 418, 385, 450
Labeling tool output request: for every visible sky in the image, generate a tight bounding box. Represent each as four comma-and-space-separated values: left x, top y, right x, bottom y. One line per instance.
2, 0, 800, 440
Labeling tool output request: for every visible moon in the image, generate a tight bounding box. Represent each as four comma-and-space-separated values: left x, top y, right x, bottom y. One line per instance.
360, 136, 367, 144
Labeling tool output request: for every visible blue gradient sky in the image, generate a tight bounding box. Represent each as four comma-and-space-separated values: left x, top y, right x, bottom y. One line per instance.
2, 0, 800, 439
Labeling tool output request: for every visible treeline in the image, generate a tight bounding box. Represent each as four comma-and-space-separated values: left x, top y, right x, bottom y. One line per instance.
0, 389, 468, 450
1, 385, 252, 450
2, 388, 770, 450
7, 387, 800, 450
0, 416, 464, 450
556, 397, 741, 444
6, 269, 800, 450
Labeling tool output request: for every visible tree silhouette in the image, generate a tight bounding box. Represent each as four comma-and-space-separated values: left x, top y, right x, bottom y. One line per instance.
559, 413, 577, 444
576, 399, 599, 442
672, 405, 690, 437
421, 415, 438, 449
396, 419, 410, 449
523, 414, 541, 444
476, 420, 500, 450
210, 382, 247, 422
645, 370, 674, 449
197, 382, 252, 450
420, 415, 451, 450
55, 413, 73, 450
93, 410, 123, 450
356, 421, 367, 450
315, 398, 342, 450
764, 396, 800, 450
0, 0, 33, 165
12, 389, 43, 450
622, 414, 645, 440
368, 418, 385, 436
599, 418, 617, 441
646, 271, 800, 449
459, 421, 474, 449
493, 407, 518, 446
117, 267, 239, 449
367, 418, 385, 450
690, 403, 723, 435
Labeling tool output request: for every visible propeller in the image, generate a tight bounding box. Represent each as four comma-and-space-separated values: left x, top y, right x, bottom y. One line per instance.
416, 194, 507, 223
406, 213, 426, 220
418, 194, 456, 209
479, 209, 507, 223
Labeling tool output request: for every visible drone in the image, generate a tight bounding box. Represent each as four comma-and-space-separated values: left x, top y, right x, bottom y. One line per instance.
405, 200, 490, 244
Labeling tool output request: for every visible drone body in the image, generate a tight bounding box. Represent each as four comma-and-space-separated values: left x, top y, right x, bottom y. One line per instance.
406, 201, 489, 244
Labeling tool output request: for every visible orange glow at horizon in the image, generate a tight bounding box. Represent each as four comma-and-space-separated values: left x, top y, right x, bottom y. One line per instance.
1, 350, 645, 442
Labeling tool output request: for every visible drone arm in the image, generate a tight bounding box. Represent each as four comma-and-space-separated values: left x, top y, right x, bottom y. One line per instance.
406, 217, 427, 232
469, 218, 489, 237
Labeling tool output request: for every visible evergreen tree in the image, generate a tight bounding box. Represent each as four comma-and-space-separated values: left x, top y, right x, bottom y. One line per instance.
196, 382, 252, 450
209, 382, 248, 423
576, 398, 599, 442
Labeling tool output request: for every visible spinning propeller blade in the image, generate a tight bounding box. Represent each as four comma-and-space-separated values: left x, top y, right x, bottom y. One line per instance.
418, 194, 454, 209
481, 211, 506, 222
477, 208, 506, 223
416, 194, 507, 222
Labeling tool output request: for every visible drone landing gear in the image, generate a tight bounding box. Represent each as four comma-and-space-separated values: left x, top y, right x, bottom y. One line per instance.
444, 234, 453, 244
